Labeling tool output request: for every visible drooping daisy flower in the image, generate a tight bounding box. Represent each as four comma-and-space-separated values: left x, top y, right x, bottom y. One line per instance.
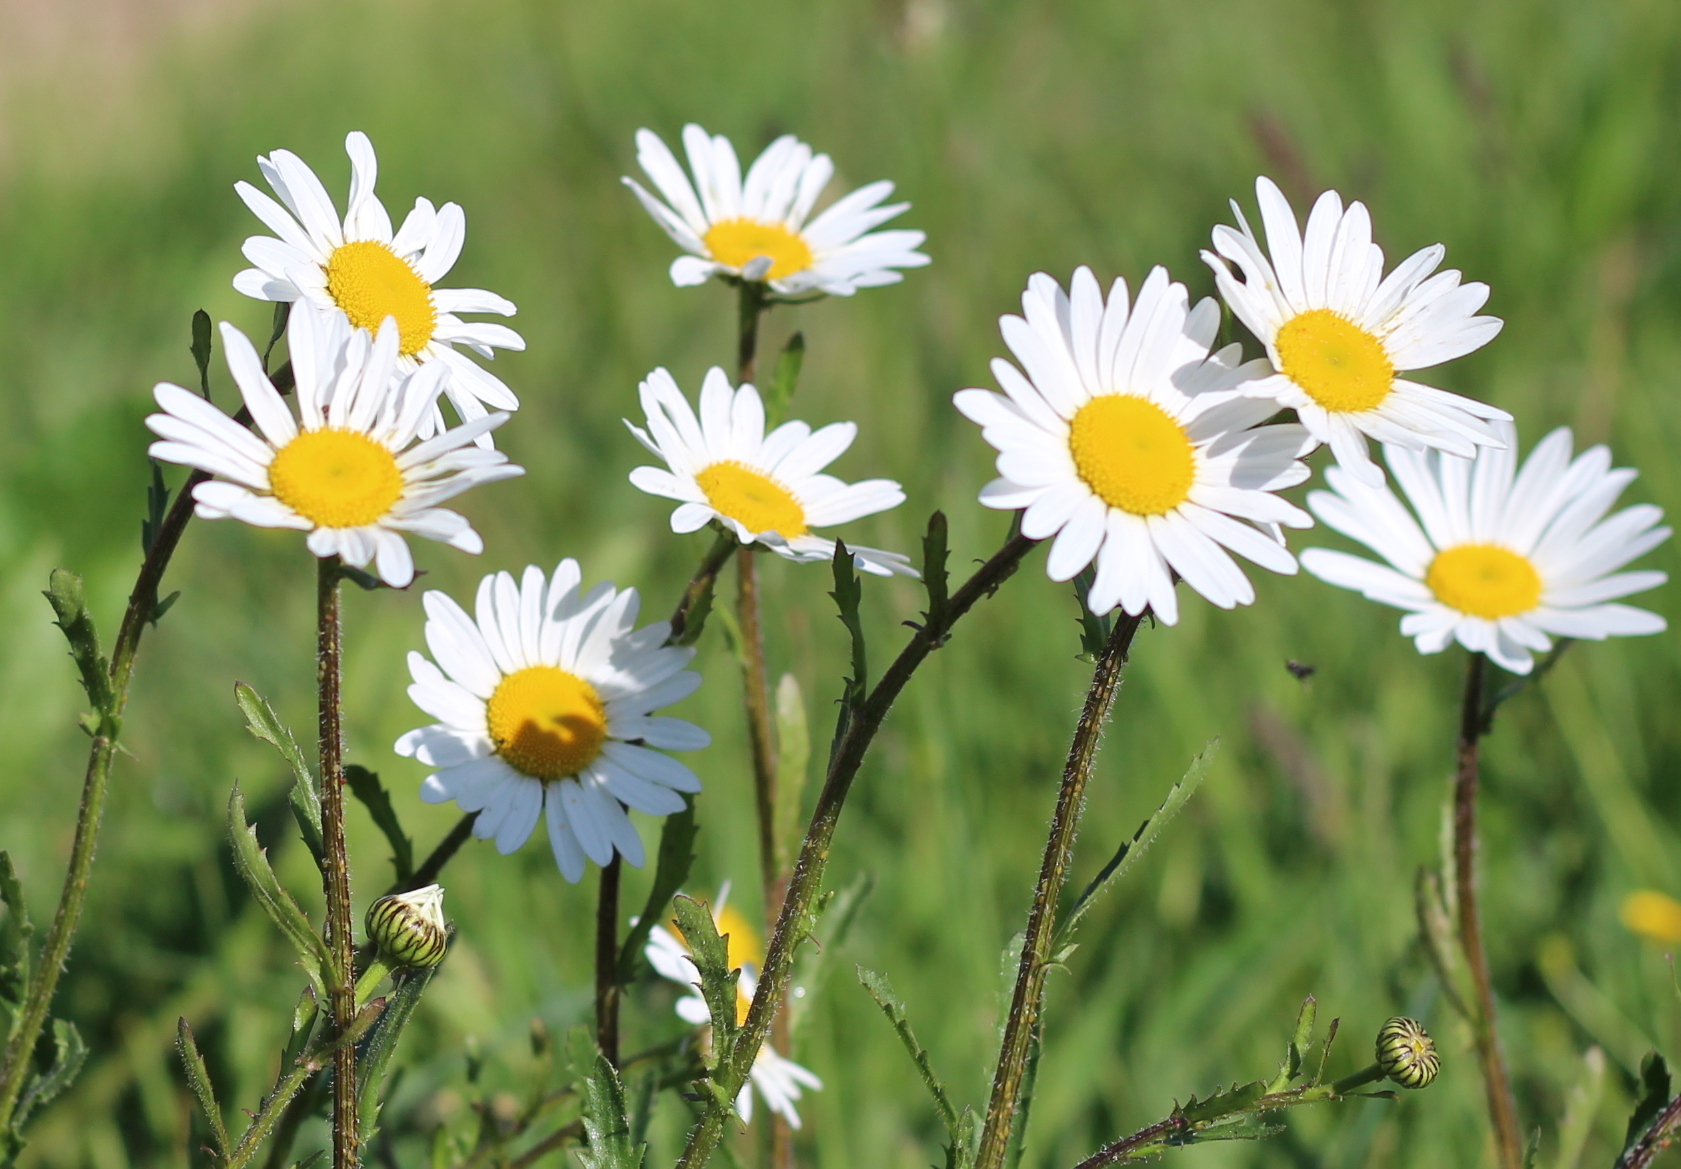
627, 367, 915, 577
623, 124, 929, 296
1203, 176, 1508, 485
395, 560, 708, 881
145, 307, 520, 587
645, 886, 822, 1128
233, 130, 523, 436
1300, 421, 1669, 674
954, 266, 1316, 625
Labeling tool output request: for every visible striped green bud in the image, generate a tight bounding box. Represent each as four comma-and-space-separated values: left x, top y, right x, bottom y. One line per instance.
1375, 1016, 1439, 1089
366, 884, 448, 969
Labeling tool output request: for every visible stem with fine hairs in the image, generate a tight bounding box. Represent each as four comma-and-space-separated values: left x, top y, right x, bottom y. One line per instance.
317, 557, 359, 1169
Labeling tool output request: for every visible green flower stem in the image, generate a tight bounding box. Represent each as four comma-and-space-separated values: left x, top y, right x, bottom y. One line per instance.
317, 557, 359, 1169
595, 854, 622, 1066
976, 610, 1146, 1169
674, 527, 1040, 1169
354, 957, 392, 1010
1454, 651, 1523, 1169
0, 467, 208, 1128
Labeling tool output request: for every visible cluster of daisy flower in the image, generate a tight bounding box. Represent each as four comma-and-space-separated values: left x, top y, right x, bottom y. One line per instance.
146, 119, 1668, 1137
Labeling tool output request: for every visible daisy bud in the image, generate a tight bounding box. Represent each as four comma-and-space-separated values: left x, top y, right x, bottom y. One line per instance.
366, 884, 448, 969
1375, 1017, 1439, 1089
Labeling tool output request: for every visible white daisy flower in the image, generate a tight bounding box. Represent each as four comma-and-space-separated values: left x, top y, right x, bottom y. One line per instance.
954, 266, 1316, 625
645, 887, 822, 1129
1300, 421, 1669, 674
395, 560, 709, 882
145, 307, 520, 587
1203, 176, 1509, 485
233, 130, 524, 438
627, 366, 916, 578
623, 124, 929, 296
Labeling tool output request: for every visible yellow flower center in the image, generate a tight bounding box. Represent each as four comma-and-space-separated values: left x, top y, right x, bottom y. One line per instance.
325, 240, 437, 357
1622, 891, 1681, 944
702, 218, 814, 281
696, 461, 808, 537
485, 666, 609, 780
1275, 308, 1394, 413
268, 429, 404, 528
1425, 544, 1543, 619
1067, 395, 1196, 516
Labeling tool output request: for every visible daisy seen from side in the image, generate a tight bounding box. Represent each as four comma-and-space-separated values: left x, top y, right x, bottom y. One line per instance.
233, 130, 523, 437
645, 886, 822, 1128
1300, 421, 1669, 674
954, 265, 1316, 625
627, 366, 916, 577
145, 307, 521, 587
623, 124, 929, 296
395, 560, 709, 881
1203, 176, 1508, 485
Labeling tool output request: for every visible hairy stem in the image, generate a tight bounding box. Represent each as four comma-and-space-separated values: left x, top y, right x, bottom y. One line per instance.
674, 529, 1040, 1169
977, 611, 1145, 1169
1617, 1092, 1681, 1169
596, 855, 622, 1066
1454, 651, 1522, 1169
0, 468, 207, 1125
318, 557, 359, 1169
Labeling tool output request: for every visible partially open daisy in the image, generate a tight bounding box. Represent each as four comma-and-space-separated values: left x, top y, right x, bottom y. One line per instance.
955, 266, 1316, 625
1300, 421, 1669, 674
233, 131, 523, 437
645, 886, 822, 1128
395, 560, 708, 882
1203, 176, 1508, 485
146, 307, 520, 586
623, 124, 929, 296
627, 367, 915, 577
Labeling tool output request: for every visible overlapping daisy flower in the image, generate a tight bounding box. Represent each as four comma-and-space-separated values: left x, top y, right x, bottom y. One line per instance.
623, 124, 929, 296
645, 887, 822, 1128
1203, 176, 1508, 485
955, 266, 1315, 624
233, 130, 523, 438
395, 560, 708, 882
1300, 421, 1669, 674
627, 367, 915, 577
146, 306, 520, 586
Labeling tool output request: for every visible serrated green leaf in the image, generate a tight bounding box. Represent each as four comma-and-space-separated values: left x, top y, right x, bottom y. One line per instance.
0, 852, 32, 1012
1071, 566, 1112, 659
345, 765, 414, 885
1267, 996, 1316, 1093
13, 1018, 87, 1129
570, 1027, 646, 1169
921, 511, 950, 634
1623, 1051, 1672, 1155
358, 964, 438, 1139
44, 570, 113, 717
1177, 1080, 1267, 1124
234, 683, 325, 870
773, 674, 809, 874
227, 786, 330, 995
829, 542, 867, 714
670, 895, 740, 1073
858, 968, 961, 1142
176, 1018, 229, 1156
618, 801, 698, 984
1056, 741, 1215, 948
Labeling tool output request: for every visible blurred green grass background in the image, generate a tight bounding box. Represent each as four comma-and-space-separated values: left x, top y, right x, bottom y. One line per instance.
2, 0, 1680, 1165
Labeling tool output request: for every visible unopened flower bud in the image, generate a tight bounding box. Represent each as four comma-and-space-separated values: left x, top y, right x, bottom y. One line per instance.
1375, 1016, 1439, 1089
366, 884, 448, 968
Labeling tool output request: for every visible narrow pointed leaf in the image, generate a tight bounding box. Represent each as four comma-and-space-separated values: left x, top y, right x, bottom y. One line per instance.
345, 765, 414, 884
858, 967, 960, 1142
177, 1018, 230, 1156
234, 683, 325, 870
13, 1018, 87, 1128
227, 786, 330, 995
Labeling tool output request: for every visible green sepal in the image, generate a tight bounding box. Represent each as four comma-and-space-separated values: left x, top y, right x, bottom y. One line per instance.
669, 895, 740, 1073
234, 683, 326, 872
227, 785, 330, 996
764, 332, 805, 426
345, 765, 415, 885
858, 967, 963, 1158
0, 853, 32, 1014
12, 1018, 87, 1131
570, 1027, 646, 1169
44, 570, 113, 717
176, 1017, 230, 1157
617, 800, 698, 984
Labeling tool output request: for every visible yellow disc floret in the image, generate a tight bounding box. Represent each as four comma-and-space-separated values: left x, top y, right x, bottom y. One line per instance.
696, 461, 809, 537
1275, 308, 1394, 413
269, 429, 405, 528
1425, 544, 1543, 619
1068, 395, 1196, 516
325, 240, 437, 357
703, 218, 815, 281
485, 666, 609, 780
